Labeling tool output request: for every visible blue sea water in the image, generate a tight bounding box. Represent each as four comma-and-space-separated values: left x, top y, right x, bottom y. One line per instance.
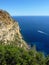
13, 16, 49, 54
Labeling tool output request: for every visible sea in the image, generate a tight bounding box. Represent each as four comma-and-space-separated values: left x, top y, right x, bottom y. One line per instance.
13, 16, 49, 55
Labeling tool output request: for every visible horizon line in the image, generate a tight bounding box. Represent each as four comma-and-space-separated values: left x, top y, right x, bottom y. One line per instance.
12, 15, 49, 16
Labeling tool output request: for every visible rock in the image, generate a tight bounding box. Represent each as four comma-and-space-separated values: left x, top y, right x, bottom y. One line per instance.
0, 10, 28, 49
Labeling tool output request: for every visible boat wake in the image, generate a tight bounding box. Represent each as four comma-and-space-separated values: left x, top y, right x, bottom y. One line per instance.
38, 30, 49, 36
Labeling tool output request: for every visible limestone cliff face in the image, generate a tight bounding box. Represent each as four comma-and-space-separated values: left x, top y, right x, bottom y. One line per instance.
0, 10, 28, 49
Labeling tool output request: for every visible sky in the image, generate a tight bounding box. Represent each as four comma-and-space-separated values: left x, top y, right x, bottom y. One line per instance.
0, 0, 49, 16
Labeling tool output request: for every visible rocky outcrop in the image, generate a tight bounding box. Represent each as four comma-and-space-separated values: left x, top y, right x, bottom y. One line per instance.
0, 10, 28, 49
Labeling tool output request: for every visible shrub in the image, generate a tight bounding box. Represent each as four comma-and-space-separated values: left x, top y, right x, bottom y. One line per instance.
0, 44, 49, 65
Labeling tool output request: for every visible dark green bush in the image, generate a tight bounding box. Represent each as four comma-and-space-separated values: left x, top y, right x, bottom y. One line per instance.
0, 44, 49, 65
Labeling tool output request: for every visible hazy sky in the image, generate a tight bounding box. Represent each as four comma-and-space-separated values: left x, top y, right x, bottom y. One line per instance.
0, 0, 49, 16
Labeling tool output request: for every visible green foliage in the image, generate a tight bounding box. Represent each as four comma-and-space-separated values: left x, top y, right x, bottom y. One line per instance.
0, 44, 49, 65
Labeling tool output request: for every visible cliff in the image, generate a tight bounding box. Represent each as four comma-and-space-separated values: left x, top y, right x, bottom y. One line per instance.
0, 10, 28, 49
